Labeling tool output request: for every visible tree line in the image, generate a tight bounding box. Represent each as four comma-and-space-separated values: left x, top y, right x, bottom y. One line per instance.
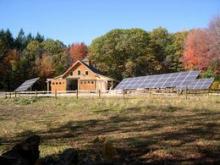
0, 29, 88, 90
89, 17, 220, 81
0, 16, 219, 91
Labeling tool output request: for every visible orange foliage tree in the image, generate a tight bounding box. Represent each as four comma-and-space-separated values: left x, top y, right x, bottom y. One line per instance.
1, 49, 20, 89
69, 42, 88, 63
182, 29, 211, 70
35, 53, 54, 78
3, 49, 20, 71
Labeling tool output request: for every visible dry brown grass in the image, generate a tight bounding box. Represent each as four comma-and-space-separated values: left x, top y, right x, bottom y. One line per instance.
0, 95, 220, 164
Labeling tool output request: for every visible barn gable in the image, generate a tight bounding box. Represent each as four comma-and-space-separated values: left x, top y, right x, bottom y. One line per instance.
62, 60, 99, 79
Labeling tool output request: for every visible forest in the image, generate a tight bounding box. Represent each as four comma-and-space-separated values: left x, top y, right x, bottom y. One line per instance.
0, 16, 219, 91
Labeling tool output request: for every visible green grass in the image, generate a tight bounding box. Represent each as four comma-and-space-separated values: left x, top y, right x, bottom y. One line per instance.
0, 95, 220, 164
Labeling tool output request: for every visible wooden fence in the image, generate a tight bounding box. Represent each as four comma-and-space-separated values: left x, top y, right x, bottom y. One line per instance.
2, 88, 220, 99
3, 90, 118, 99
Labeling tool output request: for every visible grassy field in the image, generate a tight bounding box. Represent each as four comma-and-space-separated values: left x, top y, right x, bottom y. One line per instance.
0, 95, 220, 164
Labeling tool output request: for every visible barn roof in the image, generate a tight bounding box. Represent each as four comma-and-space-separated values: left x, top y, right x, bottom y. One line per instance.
81, 60, 102, 75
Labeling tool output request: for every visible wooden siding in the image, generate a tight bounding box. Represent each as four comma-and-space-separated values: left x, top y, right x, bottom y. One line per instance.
79, 80, 96, 91
51, 79, 67, 93
65, 62, 97, 80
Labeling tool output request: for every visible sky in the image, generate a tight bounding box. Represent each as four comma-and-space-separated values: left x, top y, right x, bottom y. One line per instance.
0, 0, 219, 45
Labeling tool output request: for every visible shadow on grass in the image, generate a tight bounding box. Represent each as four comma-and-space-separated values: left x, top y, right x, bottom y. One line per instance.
1, 105, 220, 164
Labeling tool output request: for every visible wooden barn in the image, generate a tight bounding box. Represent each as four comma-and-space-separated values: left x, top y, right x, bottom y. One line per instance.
47, 58, 115, 93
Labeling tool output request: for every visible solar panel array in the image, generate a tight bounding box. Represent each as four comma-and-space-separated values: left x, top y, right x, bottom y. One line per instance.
176, 78, 214, 90
15, 78, 40, 92
114, 71, 200, 90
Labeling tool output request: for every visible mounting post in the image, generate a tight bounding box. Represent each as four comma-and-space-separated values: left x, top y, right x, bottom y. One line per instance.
98, 90, 101, 98
185, 86, 188, 100
55, 90, 57, 99
123, 89, 125, 99
76, 88, 78, 99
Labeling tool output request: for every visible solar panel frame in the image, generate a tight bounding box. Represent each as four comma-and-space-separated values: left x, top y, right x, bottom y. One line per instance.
176, 78, 214, 90
114, 71, 201, 90
15, 78, 40, 92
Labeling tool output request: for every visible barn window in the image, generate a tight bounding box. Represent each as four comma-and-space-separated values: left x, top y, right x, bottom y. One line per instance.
59, 82, 61, 85
70, 72, 73, 76
91, 81, 94, 84
85, 71, 88, 75
78, 70, 81, 75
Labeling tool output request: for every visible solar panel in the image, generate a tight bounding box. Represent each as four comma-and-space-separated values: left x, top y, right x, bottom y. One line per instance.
114, 71, 200, 90
177, 78, 214, 90
15, 78, 40, 92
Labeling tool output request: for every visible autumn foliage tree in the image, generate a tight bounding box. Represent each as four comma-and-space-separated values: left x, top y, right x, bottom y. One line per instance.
69, 43, 88, 63
183, 16, 220, 77
182, 29, 211, 70
35, 53, 54, 78
1, 49, 20, 89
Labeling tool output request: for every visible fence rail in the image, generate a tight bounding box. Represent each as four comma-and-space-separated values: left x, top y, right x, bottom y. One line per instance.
1, 89, 220, 99
3, 90, 119, 99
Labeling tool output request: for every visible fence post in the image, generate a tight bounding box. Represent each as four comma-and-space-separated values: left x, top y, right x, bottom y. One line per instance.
55, 90, 57, 99
76, 88, 78, 99
35, 90, 37, 97
15, 92, 17, 98
5, 92, 7, 99
98, 90, 101, 98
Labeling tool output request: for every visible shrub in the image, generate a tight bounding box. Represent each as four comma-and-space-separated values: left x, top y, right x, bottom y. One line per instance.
211, 81, 220, 90
14, 97, 39, 105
